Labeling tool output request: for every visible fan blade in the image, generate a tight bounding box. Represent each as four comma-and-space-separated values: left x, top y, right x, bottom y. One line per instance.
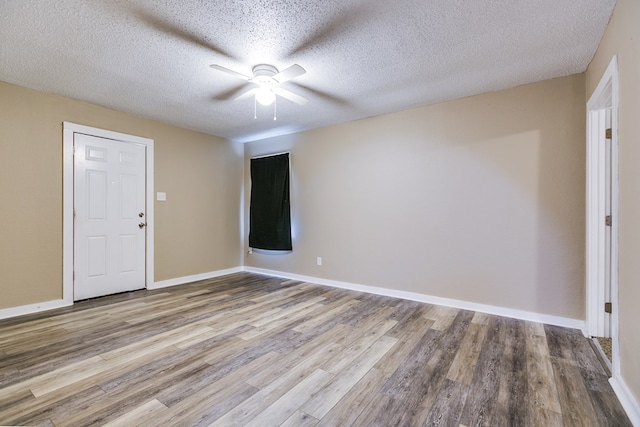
273, 88, 309, 105
210, 64, 252, 81
273, 64, 306, 84
234, 87, 258, 101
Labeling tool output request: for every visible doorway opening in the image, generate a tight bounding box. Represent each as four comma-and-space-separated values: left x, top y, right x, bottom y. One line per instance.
62, 123, 155, 303
586, 56, 618, 375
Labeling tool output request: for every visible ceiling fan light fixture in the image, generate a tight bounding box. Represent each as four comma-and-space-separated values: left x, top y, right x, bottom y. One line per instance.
210, 63, 308, 111
255, 86, 276, 105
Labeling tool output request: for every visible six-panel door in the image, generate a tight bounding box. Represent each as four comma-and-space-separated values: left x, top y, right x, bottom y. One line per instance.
74, 133, 146, 300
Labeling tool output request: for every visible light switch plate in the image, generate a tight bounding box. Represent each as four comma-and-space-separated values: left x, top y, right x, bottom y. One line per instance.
157, 192, 167, 201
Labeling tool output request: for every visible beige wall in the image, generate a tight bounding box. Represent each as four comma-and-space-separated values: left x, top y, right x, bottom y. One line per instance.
586, 0, 640, 407
245, 74, 586, 320
0, 81, 243, 309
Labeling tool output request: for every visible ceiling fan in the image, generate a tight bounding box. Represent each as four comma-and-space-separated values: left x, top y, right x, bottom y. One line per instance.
210, 63, 309, 106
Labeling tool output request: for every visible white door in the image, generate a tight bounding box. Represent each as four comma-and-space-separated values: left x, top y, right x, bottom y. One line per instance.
603, 108, 612, 338
74, 133, 147, 300
586, 56, 618, 373
587, 108, 613, 339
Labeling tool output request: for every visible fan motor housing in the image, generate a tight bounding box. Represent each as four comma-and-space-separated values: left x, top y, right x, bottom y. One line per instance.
252, 64, 278, 84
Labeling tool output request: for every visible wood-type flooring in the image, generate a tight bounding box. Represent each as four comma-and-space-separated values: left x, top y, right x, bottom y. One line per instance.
0, 273, 631, 426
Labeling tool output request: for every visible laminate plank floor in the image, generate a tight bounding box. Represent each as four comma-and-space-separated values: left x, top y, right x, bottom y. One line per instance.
0, 273, 631, 426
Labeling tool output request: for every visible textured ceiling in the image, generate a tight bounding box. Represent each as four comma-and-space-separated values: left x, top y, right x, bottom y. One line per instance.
0, 0, 616, 143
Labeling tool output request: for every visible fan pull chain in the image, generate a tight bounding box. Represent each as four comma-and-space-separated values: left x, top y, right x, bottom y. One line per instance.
254, 96, 257, 119
273, 97, 277, 121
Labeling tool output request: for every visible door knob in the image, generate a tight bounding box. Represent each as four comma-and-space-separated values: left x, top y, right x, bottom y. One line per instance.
139, 222, 147, 229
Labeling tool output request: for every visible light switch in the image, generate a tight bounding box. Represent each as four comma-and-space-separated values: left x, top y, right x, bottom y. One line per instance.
157, 192, 167, 201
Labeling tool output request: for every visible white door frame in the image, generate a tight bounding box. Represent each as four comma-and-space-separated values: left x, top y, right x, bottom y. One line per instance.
62, 122, 154, 304
586, 56, 619, 375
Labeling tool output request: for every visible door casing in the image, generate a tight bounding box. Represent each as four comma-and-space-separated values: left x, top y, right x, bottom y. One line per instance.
63, 122, 154, 304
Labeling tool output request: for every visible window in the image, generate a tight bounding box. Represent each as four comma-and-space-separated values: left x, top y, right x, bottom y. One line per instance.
249, 153, 292, 251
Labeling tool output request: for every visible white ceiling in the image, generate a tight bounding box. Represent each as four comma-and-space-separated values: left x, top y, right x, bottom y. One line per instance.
0, 0, 616, 143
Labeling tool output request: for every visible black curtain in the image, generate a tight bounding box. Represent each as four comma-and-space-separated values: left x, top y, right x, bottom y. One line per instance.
249, 153, 292, 251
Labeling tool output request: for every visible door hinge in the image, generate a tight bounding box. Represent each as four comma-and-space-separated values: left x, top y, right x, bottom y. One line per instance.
605, 128, 612, 139
605, 302, 612, 313
605, 215, 612, 226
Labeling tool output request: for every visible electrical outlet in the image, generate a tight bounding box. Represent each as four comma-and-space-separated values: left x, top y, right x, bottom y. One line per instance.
317, 257, 322, 266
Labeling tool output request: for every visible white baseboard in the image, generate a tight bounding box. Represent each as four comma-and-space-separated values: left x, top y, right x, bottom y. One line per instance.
149, 267, 244, 290
0, 299, 73, 321
610, 376, 640, 426
243, 266, 585, 331
0, 267, 585, 333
